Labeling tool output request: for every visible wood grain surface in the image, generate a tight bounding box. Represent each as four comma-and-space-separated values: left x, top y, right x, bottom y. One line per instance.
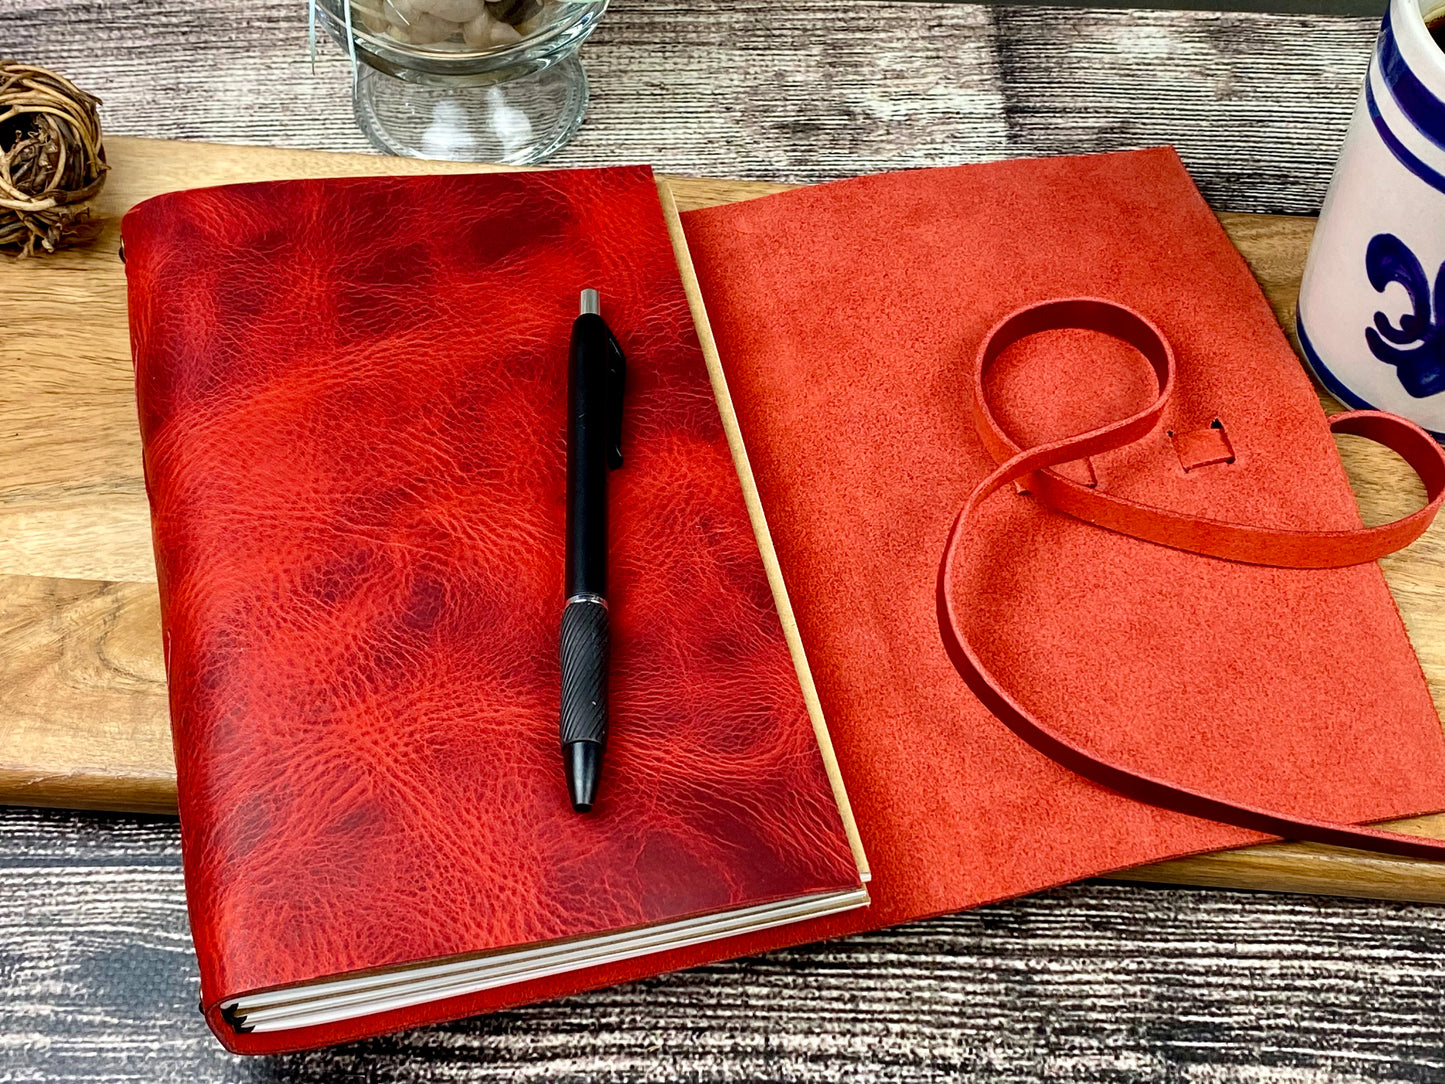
7, 134, 1445, 904
4, 2, 1445, 1081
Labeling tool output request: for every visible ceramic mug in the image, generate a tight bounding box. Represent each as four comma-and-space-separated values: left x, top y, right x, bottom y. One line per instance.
1297, 0, 1445, 439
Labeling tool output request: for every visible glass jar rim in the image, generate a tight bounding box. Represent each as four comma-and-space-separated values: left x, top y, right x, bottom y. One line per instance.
317, 0, 607, 67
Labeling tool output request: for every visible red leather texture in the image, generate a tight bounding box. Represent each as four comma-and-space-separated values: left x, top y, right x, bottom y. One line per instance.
681, 147, 1445, 937
938, 297, 1445, 859
121, 167, 861, 1054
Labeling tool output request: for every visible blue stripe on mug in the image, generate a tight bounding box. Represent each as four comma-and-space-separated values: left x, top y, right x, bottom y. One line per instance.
1296, 312, 1445, 442
1378, 6, 1445, 153
1367, 79, 1445, 194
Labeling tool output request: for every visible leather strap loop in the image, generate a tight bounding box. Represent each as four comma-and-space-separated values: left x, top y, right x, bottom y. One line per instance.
972, 300, 1445, 568
940, 298, 1445, 859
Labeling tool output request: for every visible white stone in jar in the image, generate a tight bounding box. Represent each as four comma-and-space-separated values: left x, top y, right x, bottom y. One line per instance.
516, 0, 558, 36
413, 0, 484, 23
463, 10, 525, 48
490, 20, 523, 45
385, 0, 460, 43
354, 0, 389, 33
461, 11, 496, 48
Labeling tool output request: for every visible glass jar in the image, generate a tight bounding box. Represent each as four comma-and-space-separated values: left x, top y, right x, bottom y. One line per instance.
314, 0, 608, 164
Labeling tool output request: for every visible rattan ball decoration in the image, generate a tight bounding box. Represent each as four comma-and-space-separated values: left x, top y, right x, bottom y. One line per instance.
0, 60, 107, 257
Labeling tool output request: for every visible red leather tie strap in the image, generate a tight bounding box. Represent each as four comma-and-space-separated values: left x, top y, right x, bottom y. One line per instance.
971, 302, 1445, 567
938, 298, 1445, 860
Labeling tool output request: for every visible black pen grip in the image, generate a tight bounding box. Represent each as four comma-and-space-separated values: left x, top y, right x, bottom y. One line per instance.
559, 600, 609, 748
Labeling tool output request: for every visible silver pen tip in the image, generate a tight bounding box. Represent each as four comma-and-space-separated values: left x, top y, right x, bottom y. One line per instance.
580, 288, 600, 317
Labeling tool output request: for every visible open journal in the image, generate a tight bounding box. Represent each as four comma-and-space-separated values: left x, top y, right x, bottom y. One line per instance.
122, 151, 1445, 1054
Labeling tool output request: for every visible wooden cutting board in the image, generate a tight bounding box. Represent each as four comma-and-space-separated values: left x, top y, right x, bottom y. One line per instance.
6, 136, 1445, 903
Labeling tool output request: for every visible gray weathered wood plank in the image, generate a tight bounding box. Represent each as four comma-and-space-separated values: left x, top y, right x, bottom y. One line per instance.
0, 0, 1380, 212
4, 807, 1445, 1083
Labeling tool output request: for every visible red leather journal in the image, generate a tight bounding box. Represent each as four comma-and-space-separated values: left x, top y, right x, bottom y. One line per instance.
123, 150, 1445, 1055
121, 167, 867, 1054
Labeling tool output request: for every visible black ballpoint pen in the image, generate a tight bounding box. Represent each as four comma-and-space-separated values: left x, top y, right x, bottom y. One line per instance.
560, 288, 626, 813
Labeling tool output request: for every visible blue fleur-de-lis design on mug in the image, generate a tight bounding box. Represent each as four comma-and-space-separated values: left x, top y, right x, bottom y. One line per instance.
1364, 232, 1445, 399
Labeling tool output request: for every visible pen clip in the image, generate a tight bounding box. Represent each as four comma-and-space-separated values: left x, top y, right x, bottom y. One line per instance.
605, 328, 626, 470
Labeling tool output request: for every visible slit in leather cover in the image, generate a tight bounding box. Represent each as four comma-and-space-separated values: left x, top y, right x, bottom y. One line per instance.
1171, 420, 1236, 472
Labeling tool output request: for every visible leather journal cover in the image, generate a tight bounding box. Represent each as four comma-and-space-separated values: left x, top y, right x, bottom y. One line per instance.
123, 149, 1445, 1055
678, 146, 1445, 932
121, 167, 867, 1054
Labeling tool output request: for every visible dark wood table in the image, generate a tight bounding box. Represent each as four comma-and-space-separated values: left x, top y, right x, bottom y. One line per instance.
5, 2, 1443, 1081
